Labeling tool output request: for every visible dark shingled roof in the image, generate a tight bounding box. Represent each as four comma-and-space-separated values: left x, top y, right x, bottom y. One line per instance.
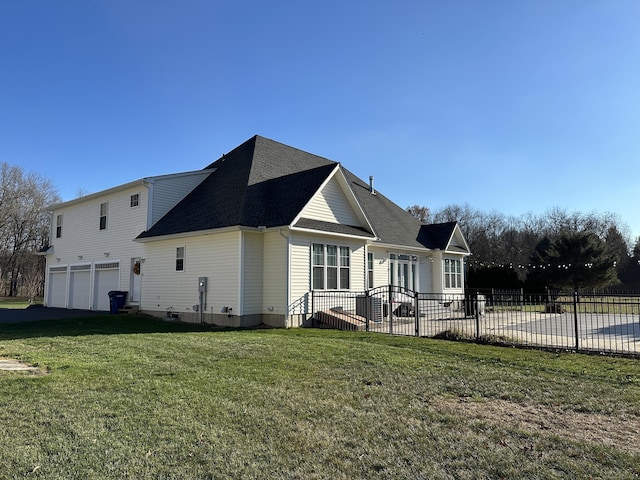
138, 136, 338, 238
137, 135, 463, 252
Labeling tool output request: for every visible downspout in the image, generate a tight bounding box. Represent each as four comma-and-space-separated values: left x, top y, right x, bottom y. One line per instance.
279, 228, 290, 328
142, 179, 155, 230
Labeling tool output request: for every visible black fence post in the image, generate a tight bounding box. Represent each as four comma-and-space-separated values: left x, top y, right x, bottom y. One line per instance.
311, 290, 315, 328
365, 288, 370, 333
414, 291, 420, 337
388, 285, 393, 335
474, 292, 480, 340
573, 291, 580, 351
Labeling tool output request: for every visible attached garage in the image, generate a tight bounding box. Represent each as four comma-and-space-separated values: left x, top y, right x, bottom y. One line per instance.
92, 262, 120, 311
68, 265, 91, 310
47, 266, 68, 308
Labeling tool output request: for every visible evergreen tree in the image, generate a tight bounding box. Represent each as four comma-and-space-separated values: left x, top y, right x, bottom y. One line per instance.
531, 231, 617, 291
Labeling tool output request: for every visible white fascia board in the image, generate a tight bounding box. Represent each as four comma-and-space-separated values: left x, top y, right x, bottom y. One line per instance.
444, 224, 471, 255
334, 167, 377, 236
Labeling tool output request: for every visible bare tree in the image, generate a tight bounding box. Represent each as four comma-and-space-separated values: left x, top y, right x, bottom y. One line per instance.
0, 163, 59, 298
406, 204, 431, 223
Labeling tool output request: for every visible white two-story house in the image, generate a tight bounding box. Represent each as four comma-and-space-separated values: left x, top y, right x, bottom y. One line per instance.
42, 135, 470, 327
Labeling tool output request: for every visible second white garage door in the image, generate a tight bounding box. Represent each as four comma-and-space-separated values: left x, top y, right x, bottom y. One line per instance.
68, 265, 91, 309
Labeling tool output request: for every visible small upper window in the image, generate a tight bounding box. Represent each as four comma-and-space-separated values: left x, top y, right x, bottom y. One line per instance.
176, 247, 185, 271
99, 203, 108, 230
130, 194, 139, 208
56, 214, 63, 238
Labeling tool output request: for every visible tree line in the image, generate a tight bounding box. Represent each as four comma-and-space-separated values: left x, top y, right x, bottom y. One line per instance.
407, 203, 640, 292
0, 163, 59, 300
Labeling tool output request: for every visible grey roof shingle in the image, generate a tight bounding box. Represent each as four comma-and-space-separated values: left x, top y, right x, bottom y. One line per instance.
137, 135, 462, 253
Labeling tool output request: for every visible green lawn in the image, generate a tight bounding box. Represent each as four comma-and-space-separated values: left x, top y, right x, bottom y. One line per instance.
0, 297, 33, 309
1, 316, 639, 479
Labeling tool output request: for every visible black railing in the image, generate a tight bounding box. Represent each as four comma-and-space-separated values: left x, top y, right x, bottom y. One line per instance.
311, 287, 640, 356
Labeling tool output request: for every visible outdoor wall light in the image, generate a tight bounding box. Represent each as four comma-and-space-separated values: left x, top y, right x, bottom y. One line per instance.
78, 255, 83, 260
104, 252, 110, 257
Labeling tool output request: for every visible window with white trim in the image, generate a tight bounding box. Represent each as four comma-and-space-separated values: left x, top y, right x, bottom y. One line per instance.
130, 193, 139, 207
99, 203, 108, 230
444, 258, 462, 288
367, 252, 374, 289
312, 243, 350, 290
176, 246, 185, 271
56, 214, 63, 238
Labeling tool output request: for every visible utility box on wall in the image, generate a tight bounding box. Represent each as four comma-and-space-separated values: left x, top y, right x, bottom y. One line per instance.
198, 277, 207, 293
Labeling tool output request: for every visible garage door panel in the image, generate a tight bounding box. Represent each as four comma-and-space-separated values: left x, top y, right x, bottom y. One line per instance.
69, 269, 91, 310
48, 270, 67, 308
93, 266, 120, 311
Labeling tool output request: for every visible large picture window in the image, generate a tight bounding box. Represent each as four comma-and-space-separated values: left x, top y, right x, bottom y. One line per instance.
312, 243, 350, 290
444, 258, 462, 288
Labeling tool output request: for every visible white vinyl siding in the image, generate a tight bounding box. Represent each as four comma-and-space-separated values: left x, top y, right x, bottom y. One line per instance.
242, 232, 263, 315
149, 172, 211, 226
367, 248, 389, 289
263, 231, 287, 315
300, 177, 361, 226
141, 231, 241, 314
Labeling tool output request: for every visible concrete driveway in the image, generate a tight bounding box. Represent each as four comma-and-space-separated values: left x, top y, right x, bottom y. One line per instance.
0, 306, 105, 324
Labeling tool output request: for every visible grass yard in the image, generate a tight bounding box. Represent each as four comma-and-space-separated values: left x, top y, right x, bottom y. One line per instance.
0, 297, 34, 309
0, 316, 639, 479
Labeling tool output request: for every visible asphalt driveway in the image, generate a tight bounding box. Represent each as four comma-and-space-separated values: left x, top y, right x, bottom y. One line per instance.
0, 306, 105, 324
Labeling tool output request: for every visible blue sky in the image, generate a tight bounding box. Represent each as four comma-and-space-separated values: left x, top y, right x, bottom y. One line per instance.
2, 1, 639, 239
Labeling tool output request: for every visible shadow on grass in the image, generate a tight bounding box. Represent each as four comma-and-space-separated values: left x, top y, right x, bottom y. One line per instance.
0, 315, 231, 340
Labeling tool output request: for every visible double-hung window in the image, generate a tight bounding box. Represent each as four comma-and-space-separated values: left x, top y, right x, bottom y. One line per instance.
367, 252, 374, 289
130, 194, 139, 207
99, 203, 108, 230
176, 247, 185, 271
312, 243, 350, 290
56, 215, 63, 238
444, 258, 462, 288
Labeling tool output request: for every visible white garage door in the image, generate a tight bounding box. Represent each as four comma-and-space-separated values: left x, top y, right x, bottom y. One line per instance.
93, 262, 120, 311
48, 266, 68, 308
68, 265, 91, 310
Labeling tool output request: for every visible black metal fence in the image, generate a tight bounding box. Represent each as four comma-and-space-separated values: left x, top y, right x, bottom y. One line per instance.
311, 286, 640, 356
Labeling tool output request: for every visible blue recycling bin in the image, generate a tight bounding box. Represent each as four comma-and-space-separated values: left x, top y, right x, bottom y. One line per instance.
108, 291, 128, 314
